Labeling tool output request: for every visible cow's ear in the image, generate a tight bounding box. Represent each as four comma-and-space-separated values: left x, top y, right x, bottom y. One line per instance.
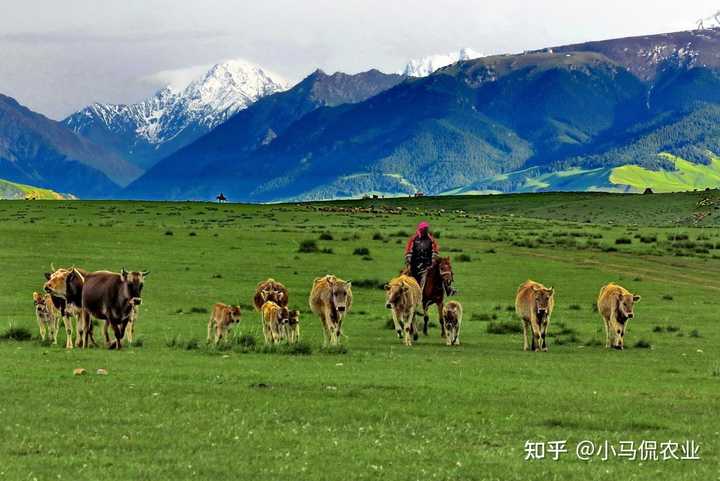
633, 295, 641, 302
44, 272, 51, 280
277, 292, 285, 301
121, 268, 128, 281
384, 284, 390, 291
346, 281, 351, 288
548, 287, 554, 295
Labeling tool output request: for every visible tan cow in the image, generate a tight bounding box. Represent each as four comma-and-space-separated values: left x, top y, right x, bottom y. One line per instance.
261, 301, 290, 344
384, 275, 422, 346
597, 283, 641, 350
33, 292, 59, 343
309, 275, 353, 346
207, 303, 242, 344
442, 300, 463, 346
284, 310, 301, 344
515, 280, 555, 352
43, 267, 88, 348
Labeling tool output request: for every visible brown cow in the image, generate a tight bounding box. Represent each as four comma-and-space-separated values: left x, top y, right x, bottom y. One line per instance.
442, 300, 463, 346
253, 279, 289, 311
207, 303, 242, 344
384, 275, 422, 346
33, 292, 59, 343
79, 269, 148, 349
597, 283, 641, 350
285, 310, 300, 344
309, 275, 352, 346
515, 280, 555, 352
261, 301, 289, 344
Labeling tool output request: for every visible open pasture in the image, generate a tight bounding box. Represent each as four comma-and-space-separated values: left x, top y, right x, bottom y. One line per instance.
0, 192, 718, 480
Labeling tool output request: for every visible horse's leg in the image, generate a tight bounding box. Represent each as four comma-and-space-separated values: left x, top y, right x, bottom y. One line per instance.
422, 301, 430, 336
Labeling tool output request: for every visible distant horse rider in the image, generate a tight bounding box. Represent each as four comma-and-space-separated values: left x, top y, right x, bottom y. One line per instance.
404, 221, 439, 290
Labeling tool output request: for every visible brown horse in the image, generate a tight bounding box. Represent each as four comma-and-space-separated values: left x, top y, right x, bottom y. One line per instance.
403, 256, 456, 338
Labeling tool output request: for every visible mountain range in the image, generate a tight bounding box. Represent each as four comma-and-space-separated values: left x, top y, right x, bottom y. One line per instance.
63, 59, 288, 171
3, 28, 720, 201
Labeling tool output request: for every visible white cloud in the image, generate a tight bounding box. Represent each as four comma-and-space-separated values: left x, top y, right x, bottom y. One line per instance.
141, 63, 214, 91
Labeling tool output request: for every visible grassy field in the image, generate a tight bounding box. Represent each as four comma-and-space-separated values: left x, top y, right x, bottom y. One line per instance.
0, 192, 718, 480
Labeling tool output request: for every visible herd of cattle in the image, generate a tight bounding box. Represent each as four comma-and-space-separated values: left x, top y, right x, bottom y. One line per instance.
32, 265, 641, 351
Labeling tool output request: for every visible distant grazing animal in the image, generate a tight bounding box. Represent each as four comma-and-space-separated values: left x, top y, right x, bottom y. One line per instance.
253, 279, 289, 321
442, 301, 463, 346
597, 283, 641, 350
207, 303, 242, 344
79, 269, 148, 349
515, 280, 555, 352
384, 274, 422, 346
33, 292, 58, 343
285, 310, 301, 344
216, 193, 227, 203
44, 267, 91, 348
309, 275, 353, 346
261, 301, 290, 344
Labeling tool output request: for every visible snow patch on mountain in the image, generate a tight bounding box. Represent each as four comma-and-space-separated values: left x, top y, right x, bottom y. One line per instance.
65, 59, 288, 146
399, 48, 484, 77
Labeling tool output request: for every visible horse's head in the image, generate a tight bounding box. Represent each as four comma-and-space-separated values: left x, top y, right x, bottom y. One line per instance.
437, 257, 454, 288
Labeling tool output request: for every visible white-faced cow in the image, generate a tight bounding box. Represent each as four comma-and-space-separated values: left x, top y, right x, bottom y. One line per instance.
43, 267, 91, 348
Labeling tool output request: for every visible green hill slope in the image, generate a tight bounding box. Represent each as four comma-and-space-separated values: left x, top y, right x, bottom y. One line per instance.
0, 179, 68, 199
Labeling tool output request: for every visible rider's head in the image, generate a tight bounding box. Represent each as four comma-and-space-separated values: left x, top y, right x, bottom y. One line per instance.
417, 221, 430, 237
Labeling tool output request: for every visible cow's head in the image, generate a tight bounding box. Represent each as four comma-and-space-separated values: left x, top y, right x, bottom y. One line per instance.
277, 306, 291, 327
261, 288, 283, 305
120, 268, 148, 306
32, 291, 45, 306
443, 308, 459, 329
44, 268, 75, 297
331, 281, 352, 313
613, 292, 640, 349
228, 306, 242, 324
532, 285, 554, 320
385, 282, 407, 309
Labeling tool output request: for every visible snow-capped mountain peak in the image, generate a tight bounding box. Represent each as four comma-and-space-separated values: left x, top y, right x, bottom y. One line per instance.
63, 59, 288, 169
400, 48, 484, 77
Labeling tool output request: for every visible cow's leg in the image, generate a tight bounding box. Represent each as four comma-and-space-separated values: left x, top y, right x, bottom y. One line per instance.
126, 318, 134, 344
437, 302, 445, 339
408, 309, 419, 342
36, 315, 47, 341
531, 321, 542, 352
62, 315, 73, 349
541, 322, 548, 352
207, 317, 213, 343
402, 313, 412, 346
110, 321, 124, 350
390, 309, 402, 339
51, 314, 59, 344
103, 320, 111, 346
78, 310, 88, 348
603, 318, 610, 348
522, 319, 529, 351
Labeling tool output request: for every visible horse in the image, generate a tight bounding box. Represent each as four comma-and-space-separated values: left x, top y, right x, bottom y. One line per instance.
402, 256, 456, 338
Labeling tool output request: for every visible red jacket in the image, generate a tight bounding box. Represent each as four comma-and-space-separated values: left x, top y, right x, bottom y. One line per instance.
404, 232, 439, 256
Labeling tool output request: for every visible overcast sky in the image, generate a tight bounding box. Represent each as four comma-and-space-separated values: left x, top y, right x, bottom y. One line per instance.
0, 0, 717, 119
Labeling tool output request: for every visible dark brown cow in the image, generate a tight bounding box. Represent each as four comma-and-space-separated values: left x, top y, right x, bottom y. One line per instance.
79, 269, 148, 349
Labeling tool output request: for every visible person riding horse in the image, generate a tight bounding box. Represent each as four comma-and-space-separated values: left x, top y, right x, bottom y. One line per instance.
404, 221, 439, 290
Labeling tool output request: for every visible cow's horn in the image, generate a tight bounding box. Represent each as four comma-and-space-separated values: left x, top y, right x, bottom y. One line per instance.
50, 262, 55, 272
72, 268, 85, 283
141, 270, 150, 277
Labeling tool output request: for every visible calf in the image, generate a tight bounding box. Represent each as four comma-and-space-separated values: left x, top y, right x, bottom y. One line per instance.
384, 274, 422, 346
33, 292, 58, 343
309, 275, 353, 346
207, 303, 242, 344
43, 267, 90, 348
442, 301, 463, 346
261, 301, 289, 345
80, 269, 148, 349
597, 283, 641, 350
284, 310, 301, 344
515, 280, 555, 352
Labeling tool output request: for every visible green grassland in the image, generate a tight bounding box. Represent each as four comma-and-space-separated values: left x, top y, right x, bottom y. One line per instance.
0, 193, 718, 480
